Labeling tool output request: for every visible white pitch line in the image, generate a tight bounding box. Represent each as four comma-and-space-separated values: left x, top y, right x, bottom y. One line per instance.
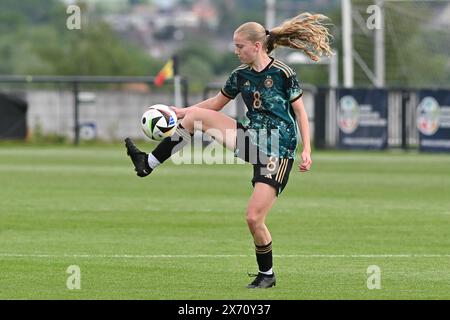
0, 253, 449, 259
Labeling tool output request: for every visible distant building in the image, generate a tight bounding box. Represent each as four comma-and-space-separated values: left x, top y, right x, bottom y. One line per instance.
102, 0, 218, 59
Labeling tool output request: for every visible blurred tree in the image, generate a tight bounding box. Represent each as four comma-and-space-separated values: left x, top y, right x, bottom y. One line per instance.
293, 64, 329, 87
0, 11, 26, 33
176, 39, 218, 92
216, 51, 241, 75
0, 0, 161, 76
129, 0, 148, 5
211, 0, 264, 35
0, 0, 59, 25
177, 40, 221, 70
180, 56, 215, 92
342, 0, 449, 87
153, 25, 178, 41
27, 22, 161, 76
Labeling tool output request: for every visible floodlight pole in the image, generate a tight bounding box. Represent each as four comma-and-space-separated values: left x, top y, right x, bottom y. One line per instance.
329, 52, 339, 88
328, 52, 339, 148
342, 0, 354, 88
265, 0, 276, 30
374, 0, 385, 87
173, 55, 182, 107
73, 81, 80, 145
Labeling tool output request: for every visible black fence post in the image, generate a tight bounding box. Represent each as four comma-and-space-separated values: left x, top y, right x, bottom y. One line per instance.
401, 90, 409, 150
314, 87, 327, 149
73, 81, 80, 146
181, 77, 189, 107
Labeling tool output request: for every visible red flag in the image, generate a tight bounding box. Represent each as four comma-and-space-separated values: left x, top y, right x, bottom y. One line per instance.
154, 59, 174, 87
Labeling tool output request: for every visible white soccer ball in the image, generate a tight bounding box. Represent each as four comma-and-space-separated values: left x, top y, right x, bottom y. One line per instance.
141, 104, 177, 141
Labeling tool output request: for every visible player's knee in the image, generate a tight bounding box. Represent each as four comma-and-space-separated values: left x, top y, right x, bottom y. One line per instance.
246, 209, 263, 229
184, 107, 201, 120
183, 107, 204, 129
180, 107, 197, 130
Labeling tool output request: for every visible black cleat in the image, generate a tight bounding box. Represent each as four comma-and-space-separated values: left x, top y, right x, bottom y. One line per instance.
247, 272, 276, 289
124, 137, 152, 177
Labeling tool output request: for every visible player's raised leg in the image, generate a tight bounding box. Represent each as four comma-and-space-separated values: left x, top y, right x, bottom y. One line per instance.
246, 182, 278, 288
180, 107, 237, 148
125, 107, 237, 177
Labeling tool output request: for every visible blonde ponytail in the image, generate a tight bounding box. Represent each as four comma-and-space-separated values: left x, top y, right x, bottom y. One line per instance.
268, 12, 334, 61
235, 13, 334, 62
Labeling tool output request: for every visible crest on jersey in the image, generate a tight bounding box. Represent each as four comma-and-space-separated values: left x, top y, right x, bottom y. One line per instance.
264, 77, 273, 88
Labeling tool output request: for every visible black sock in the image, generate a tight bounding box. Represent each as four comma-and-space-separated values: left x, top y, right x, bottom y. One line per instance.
255, 241, 273, 274
151, 124, 192, 164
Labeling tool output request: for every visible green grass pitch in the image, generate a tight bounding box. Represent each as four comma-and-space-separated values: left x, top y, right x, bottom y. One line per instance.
0, 142, 449, 299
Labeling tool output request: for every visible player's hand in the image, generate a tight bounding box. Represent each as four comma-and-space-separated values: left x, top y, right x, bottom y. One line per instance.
169, 106, 188, 119
299, 150, 312, 172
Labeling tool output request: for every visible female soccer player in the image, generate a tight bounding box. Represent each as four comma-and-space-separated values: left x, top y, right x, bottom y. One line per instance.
125, 12, 333, 288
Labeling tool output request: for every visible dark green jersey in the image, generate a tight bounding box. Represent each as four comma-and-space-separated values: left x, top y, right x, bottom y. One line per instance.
221, 57, 303, 159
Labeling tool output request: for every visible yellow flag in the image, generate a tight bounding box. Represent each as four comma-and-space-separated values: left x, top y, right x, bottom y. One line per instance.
154, 59, 174, 87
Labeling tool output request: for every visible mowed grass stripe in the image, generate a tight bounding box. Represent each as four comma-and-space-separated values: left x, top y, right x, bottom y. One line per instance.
1, 253, 449, 259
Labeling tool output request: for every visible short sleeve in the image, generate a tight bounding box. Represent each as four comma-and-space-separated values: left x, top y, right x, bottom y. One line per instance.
286, 74, 303, 103
221, 71, 240, 100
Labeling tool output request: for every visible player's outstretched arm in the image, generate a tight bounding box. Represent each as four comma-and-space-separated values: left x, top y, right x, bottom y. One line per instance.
292, 97, 312, 172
